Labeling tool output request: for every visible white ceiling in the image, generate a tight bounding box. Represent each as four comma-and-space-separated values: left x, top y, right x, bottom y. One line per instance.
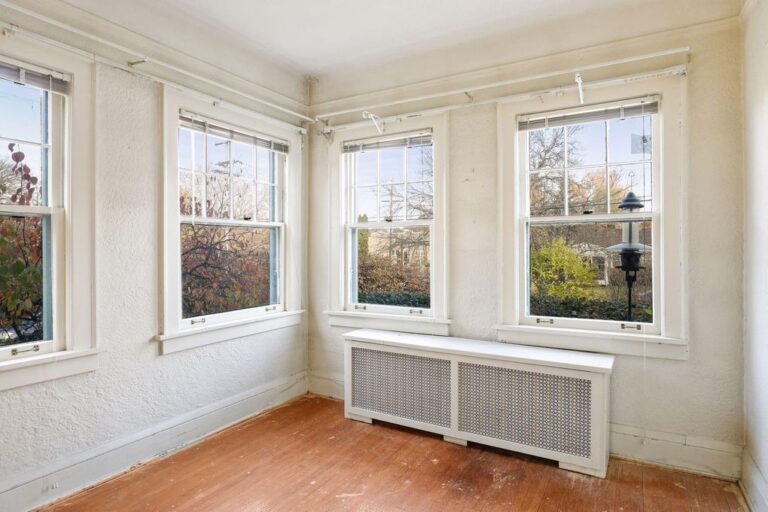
61, 0, 740, 100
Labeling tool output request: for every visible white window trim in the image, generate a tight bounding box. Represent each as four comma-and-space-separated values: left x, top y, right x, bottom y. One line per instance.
158, 87, 305, 354
327, 115, 450, 336
0, 36, 97, 390
497, 76, 688, 359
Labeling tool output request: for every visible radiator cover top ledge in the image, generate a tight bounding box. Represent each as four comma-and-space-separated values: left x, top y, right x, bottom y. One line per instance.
343, 329, 614, 478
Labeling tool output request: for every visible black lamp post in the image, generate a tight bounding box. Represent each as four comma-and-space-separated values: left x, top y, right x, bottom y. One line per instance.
608, 192, 651, 322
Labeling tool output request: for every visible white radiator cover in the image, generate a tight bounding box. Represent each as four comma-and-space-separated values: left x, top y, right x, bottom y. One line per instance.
344, 329, 614, 478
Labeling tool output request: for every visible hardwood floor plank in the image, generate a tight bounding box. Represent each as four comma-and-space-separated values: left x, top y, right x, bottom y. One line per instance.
40, 395, 745, 512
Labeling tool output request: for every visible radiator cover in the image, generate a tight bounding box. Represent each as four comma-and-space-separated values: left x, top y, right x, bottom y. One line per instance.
344, 330, 613, 478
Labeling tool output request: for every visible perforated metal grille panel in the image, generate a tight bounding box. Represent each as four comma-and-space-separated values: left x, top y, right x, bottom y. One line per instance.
351, 347, 451, 427
458, 362, 592, 458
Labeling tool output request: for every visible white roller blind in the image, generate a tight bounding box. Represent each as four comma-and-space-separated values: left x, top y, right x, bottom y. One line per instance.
179, 112, 290, 154
343, 131, 432, 154
0, 60, 70, 95
518, 99, 659, 132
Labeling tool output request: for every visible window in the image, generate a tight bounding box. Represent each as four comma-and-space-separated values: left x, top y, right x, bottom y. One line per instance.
0, 46, 96, 390
498, 82, 688, 359
0, 66, 65, 361
160, 90, 304, 354
177, 115, 284, 322
326, 117, 449, 335
343, 133, 434, 315
519, 99, 659, 333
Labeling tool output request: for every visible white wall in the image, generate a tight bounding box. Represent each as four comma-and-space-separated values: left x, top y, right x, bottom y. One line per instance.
742, 0, 768, 509
308, 19, 745, 479
0, 64, 308, 511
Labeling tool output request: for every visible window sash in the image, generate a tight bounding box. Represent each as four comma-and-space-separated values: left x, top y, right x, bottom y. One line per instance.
174, 113, 288, 329
342, 135, 436, 315
0, 82, 65, 361
518, 110, 661, 334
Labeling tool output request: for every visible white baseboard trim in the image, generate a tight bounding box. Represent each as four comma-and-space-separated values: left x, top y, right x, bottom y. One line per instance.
610, 423, 742, 480
0, 371, 308, 512
742, 451, 768, 512
309, 371, 344, 398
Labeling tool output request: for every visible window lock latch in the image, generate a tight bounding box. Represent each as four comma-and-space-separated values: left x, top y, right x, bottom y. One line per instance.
409, 309, 424, 315
621, 323, 642, 331
11, 344, 40, 356
191, 318, 206, 325
265, 305, 277, 312
536, 318, 554, 325
354, 305, 367, 311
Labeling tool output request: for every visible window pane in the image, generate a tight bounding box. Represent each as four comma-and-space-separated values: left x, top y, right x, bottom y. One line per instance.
353, 227, 430, 308
354, 186, 378, 222
179, 171, 193, 216
0, 141, 45, 206
406, 145, 433, 181
181, 224, 278, 318
0, 79, 44, 144
380, 147, 404, 184
233, 178, 255, 221
177, 128, 204, 172
568, 168, 608, 215
0, 215, 50, 346
529, 171, 564, 216
256, 146, 271, 183
206, 174, 230, 218
609, 115, 652, 163
193, 173, 205, 217
356, 151, 377, 186
406, 182, 433, 220
207, 135, 230, 174
528, 221, 653, 323
568, 122, 606, 167
232, 142, 254, 178
529, 127, 565, 170
610, 163, 652, 212
379, 183, 405, 221
255, 183, 274, 222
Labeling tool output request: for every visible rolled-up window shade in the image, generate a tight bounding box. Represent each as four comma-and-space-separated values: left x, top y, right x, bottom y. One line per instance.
343, 131, 432, 153
179, 113, 290, 154
518, 100, 658, 132
0, 61, 71, 95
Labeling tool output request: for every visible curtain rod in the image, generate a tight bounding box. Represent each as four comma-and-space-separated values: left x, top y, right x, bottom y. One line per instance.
322, 64, 686, 134
0, 0, 314, 124
315, 47, 690, 122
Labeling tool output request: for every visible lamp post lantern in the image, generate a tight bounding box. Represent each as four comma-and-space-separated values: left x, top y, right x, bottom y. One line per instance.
607, 192, 651, 322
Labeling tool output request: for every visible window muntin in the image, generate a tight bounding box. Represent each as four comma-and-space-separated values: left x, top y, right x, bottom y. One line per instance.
521, 99, 657, 330
0, 74, 64, 357
177, 117, 285, 323
344, 132, 434, 313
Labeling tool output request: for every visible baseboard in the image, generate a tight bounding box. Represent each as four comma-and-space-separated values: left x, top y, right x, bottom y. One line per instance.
0, 371, 308, 512
742, 451, 768, 512
610, 423, 742, 480
308, 371, 344, 398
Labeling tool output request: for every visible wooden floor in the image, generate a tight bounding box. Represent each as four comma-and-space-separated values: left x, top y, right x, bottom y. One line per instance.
43, 395, 747, 512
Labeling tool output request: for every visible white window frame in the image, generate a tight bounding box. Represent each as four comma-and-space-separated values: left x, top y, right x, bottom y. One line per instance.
497, 76, 688, 359
327, 115, 450, 335
158, 88, 305, 354
0, 38, 97, 391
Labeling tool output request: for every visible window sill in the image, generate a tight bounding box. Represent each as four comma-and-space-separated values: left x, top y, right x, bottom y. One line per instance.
0, 349, 99, 391
327, 310, 451, 336
156, 310, 305, 355
494, 324, 688, 360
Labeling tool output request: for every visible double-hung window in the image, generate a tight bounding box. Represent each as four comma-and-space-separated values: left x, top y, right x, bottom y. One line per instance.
175, 114, 286, 326
343, 132, 435, 315
0, 64, 66, 361
160, 89, 304, 354
518, 98, 660, 334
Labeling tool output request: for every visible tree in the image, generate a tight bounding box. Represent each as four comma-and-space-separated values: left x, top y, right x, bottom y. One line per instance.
0, 144, 44, 345
530, 237, 598, 301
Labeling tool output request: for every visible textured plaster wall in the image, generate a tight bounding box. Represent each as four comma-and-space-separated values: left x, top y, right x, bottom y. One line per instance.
743, 0, 768, 498
308, 22, 744, 450
0, 65, 308, 483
